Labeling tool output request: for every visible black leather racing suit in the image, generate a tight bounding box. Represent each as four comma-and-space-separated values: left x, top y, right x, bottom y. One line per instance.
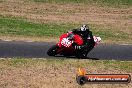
72, 29, 95, 56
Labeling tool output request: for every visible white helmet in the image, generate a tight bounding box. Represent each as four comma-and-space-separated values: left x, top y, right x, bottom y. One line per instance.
80, 24, 89, 31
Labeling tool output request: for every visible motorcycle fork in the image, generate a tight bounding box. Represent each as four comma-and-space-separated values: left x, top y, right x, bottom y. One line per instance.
56, 47, 64, 54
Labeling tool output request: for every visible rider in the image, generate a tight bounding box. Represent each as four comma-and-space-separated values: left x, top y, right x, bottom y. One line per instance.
71, 24, 95, 57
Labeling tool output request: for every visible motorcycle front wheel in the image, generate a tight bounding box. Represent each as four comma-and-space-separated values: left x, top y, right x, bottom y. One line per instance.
47, 45, 59, 56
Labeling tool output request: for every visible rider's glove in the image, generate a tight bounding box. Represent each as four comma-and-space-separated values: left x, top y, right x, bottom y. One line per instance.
74, 45, 82, 49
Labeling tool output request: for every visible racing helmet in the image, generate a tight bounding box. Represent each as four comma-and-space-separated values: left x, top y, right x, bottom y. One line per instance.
80, 24, 89, 32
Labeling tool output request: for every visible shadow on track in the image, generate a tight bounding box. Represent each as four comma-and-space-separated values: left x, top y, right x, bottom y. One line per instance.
54, 56, 99, 60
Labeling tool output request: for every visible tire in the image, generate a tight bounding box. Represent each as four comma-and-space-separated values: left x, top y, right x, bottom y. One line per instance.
75, 48, 90, 58
47, 45, 59, 56
75, 51, 87, 59
76, 76, 87, 85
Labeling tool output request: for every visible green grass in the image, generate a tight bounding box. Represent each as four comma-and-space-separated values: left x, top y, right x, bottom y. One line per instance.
102, 60, 132, 72
0, 58, 132, 72
0, 16, 131, 43
0, 16, 74, 37
127, 15, 132, 19
30, 0, 132, 6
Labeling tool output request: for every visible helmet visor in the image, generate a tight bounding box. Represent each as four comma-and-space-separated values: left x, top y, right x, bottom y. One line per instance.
80, 27, 86, 31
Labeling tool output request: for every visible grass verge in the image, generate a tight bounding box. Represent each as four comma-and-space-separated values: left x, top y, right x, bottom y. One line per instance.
0, 16, 72, 37
30, 0, 132, 7
0, 58, 132, 88
1, 58, 132, 72
0, 16, 131, 44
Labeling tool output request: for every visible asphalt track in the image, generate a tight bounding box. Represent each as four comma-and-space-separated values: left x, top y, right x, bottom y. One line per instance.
0, 40, 132, 61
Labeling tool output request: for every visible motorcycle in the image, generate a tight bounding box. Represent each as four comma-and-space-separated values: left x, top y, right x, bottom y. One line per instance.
47, 32, 101, 58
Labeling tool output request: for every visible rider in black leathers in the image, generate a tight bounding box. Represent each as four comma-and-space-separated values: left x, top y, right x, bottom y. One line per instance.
71, 24, 95, 57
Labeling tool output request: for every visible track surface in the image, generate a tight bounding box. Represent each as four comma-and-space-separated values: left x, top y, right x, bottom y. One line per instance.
0, 41, 132, 61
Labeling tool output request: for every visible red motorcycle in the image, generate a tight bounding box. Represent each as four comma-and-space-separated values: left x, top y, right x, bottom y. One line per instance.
47, 32, 101, 58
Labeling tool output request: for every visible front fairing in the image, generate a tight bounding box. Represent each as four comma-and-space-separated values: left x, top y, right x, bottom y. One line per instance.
56, 32, 84, 56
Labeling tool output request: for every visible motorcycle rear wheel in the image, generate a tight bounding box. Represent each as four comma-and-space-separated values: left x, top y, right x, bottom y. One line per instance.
75, 51, 87, 59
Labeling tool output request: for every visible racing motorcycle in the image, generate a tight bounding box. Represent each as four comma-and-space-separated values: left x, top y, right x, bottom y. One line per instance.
47, 32, 101, 58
